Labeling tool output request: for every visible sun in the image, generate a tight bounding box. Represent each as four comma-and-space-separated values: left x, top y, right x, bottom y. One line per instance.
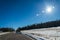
45, 6, 55, 13
42, 6, 55, 14
46, 7, 52, 13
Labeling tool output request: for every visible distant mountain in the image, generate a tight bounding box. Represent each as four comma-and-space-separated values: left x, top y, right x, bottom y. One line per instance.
16, 20, 60, 31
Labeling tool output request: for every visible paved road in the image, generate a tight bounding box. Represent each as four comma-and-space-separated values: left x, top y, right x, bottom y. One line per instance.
0, 32, 32, 40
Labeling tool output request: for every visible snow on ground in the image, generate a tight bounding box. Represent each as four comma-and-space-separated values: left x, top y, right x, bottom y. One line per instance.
22, 33, 48, 40
21, 27, 60, 40
0, 32, 10, 35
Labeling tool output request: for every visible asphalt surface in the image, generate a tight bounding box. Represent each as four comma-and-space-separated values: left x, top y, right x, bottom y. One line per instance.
0, 32, 32, 40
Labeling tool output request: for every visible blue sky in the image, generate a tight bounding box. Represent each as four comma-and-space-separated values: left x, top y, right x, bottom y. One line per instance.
0, 0, 60, 29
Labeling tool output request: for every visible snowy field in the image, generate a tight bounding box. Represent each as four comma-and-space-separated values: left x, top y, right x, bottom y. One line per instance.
21, 27, 60, 40
0, 32, 10, 35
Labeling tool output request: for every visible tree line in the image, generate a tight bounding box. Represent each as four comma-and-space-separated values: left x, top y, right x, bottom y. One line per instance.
0, 28, 14, 32
16, 20, 60, 32
0, 20, 60, 32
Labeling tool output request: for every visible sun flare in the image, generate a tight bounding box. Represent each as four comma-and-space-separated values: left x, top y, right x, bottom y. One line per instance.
45, 6, 55, 14
46, 7, 52, 13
